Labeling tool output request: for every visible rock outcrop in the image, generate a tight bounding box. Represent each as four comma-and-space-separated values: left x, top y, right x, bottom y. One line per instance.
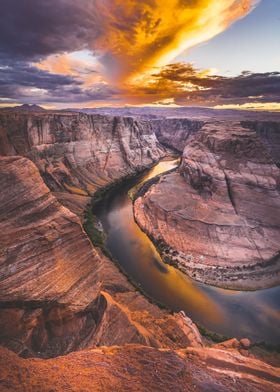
0, 344, 279, 392
135, 121, 280, 289
0, 112, 165, 216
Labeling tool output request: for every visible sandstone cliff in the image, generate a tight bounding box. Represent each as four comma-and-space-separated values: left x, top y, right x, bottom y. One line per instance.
0, 113, 279, 389
0, 155, 201, 358
0, 112, 165, 216
151, 118, 204, 152
135, 121, 280, 289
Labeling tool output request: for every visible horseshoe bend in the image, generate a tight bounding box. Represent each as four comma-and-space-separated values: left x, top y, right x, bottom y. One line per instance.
0, 108, 279, 391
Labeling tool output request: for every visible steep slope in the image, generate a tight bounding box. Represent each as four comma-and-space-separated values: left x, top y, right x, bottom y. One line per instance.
135, 121, 280, 289
0, 156, 201, 358
151, 117, 204, 152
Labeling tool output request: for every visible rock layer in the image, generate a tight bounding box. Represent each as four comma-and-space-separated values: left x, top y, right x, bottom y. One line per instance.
151, 117, 204, 152
135, 121, 280, 289
0, 155, 202, 357
0, 112, 165, 216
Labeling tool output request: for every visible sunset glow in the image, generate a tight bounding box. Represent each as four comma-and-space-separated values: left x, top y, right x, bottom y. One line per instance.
0, 0, 279, 109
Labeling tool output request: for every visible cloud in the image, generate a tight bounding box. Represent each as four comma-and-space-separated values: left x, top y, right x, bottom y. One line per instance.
93, 0, 259, 83
127, 63, 280, 106
0, 0, 97, 60
2, 59, 279, 107
33, 51, 103, 87
2, 0, 272, 107
0, 59, 117, 104
0, 0, 258, 85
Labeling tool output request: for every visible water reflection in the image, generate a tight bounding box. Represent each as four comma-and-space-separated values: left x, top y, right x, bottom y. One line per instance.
95, 160, 280, 344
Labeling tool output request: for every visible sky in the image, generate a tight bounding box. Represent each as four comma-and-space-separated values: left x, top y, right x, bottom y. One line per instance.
0, 0, 279, 110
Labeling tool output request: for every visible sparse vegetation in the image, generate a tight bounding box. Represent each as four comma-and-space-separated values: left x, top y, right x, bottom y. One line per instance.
197, 324, 231, 343
83, 207, 111, 258
252, 341, 280, 353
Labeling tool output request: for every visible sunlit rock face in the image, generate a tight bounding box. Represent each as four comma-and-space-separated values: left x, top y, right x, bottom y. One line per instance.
0, 112, 165, 216
1, 344, 280, 392
135, 121, 280, 289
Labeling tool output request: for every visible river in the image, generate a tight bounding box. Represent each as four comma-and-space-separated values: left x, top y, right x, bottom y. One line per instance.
94, 159, 280, 345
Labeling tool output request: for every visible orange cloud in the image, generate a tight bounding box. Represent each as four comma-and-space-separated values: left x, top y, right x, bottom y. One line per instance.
34, 52, 103, 87
33, 1, 258, 90
90, 0, 259, 84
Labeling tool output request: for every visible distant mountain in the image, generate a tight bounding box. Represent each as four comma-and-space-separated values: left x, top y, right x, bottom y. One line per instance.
0, 104, 45, 112
63, 106, 280, 121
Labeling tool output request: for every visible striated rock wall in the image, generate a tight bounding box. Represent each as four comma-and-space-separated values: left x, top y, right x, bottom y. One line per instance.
0, 155, 198, 358
242, 121, 280, 167
151, 118, 204, 152
0, 112, 165, 216
135, 121, 280, 289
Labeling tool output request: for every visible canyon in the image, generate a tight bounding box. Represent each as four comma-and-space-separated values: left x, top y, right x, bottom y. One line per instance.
0, 109, 279, 390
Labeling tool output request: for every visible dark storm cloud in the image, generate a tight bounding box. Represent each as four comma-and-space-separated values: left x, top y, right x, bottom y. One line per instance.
0, 61, 81, 93
0, 0, 98, 60
0, 0, 121, 104
0, 60, 117, 104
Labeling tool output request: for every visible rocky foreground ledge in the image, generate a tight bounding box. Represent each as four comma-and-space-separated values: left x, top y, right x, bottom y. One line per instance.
0, 344, 279, 392
135, 120, 280, 290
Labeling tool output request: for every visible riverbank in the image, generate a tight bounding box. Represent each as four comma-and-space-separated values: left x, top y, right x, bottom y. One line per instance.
133, 221, 280, 291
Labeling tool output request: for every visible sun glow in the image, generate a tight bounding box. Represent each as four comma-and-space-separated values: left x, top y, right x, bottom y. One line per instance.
33, 0, 258, 90
93, 0, 258, 84
214, 102, 280, 112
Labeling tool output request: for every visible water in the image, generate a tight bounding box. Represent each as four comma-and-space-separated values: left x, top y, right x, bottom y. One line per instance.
94, 159, 280, 344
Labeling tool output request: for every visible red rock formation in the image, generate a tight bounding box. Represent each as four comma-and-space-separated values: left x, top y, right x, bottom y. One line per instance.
0, 344, 279, 392
135, 121, 280, 289
0, 113, 279, 389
